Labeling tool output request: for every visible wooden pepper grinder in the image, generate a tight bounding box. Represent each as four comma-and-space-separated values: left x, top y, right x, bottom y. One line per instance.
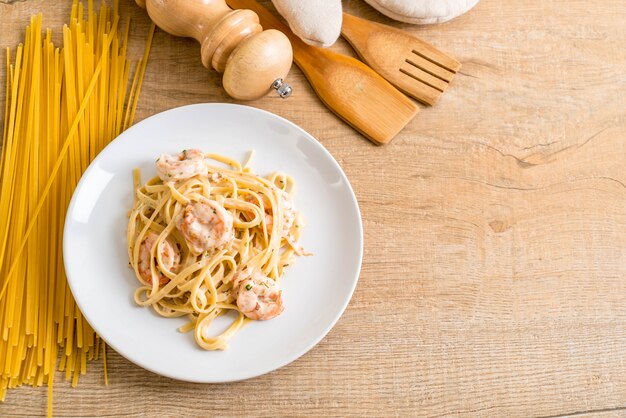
136, 0, 293, 100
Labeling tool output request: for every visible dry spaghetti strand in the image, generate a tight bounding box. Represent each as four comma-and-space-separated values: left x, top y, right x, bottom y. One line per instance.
0, 1, 155, 415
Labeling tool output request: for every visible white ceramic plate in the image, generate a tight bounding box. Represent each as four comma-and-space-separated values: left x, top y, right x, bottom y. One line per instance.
64, 104, 363, 382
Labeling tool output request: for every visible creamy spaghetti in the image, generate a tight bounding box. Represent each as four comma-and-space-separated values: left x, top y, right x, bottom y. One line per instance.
127, 150, 308, 350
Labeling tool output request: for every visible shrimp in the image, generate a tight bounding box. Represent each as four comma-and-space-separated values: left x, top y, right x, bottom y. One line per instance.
177, 200, 234, 255
233, 271, 284, 320
138, 231, 181, 287
156, 149, 208, 182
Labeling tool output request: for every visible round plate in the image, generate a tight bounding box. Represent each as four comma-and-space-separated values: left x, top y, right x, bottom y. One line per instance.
64, 104, 363, 382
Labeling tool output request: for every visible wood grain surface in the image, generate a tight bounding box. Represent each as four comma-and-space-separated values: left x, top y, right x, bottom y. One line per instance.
1, 0, 625, 416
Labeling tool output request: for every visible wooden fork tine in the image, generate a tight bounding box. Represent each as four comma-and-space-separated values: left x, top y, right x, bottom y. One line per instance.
408, 37, 462, 73
403, 59, 450, 91
407, 51, 456, 83
395, 70, 442, 105
400, 63, 448, 93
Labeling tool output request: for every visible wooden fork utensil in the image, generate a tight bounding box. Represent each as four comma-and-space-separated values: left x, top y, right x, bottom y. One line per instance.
341, 13, 461, 105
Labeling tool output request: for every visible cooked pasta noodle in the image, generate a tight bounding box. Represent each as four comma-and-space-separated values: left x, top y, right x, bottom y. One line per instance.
0, 1, 154, 414
128, 150, 309, 350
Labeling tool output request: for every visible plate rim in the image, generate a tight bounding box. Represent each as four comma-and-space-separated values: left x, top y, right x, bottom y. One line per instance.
63, 103, 364, 382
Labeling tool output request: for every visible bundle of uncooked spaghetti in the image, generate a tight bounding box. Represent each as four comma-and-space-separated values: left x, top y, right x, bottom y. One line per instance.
0, 0, 154, 414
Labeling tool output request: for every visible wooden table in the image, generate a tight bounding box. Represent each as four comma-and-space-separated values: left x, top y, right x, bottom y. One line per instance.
1, 0, 625, 416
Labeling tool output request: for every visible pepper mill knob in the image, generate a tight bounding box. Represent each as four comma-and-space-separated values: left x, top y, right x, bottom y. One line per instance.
137, 0, 293, 100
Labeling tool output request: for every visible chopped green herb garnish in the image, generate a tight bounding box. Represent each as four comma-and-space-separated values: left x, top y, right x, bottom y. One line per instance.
262, 282, 270, 288
245, 283, 252, 291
